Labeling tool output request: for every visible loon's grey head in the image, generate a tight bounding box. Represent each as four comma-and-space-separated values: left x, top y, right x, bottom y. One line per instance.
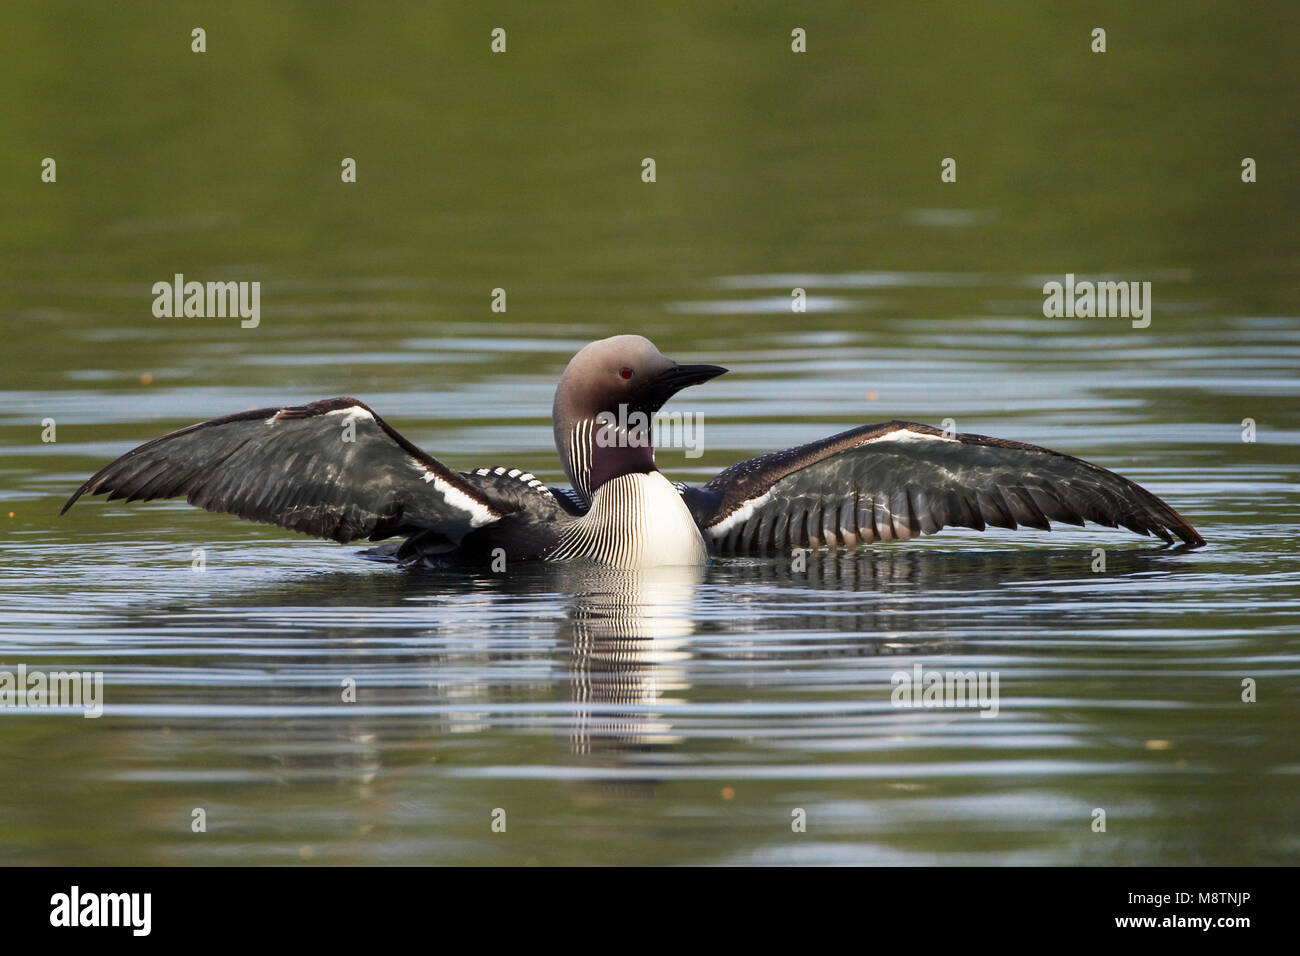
552, 335, 727, 500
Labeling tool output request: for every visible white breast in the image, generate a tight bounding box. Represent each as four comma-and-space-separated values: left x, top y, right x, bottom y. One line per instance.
549, 471, 708, 569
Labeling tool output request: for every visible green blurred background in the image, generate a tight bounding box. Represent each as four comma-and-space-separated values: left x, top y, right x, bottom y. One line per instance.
1, 0, 1296, 392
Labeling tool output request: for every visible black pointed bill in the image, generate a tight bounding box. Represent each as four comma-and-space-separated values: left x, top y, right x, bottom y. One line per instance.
632, 363, 728, 412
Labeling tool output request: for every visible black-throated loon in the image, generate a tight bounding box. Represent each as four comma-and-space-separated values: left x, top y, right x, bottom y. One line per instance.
62, 334, 1205, 566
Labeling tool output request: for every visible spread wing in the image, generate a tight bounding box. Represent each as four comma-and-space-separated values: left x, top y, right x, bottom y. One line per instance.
683, 421, 1204, 552
61, 397, 508, 543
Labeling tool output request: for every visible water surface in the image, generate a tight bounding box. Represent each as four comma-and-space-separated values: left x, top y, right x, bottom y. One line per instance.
1, 1, 1297, 865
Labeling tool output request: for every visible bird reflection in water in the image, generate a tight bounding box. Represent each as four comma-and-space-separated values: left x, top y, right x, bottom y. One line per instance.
554, 564, 705, 759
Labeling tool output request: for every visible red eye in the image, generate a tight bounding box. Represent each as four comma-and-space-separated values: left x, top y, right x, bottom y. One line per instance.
619, 367, 634, 380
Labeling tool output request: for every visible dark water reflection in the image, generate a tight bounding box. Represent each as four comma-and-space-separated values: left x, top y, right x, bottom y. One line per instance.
2, 524, 1296, 864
